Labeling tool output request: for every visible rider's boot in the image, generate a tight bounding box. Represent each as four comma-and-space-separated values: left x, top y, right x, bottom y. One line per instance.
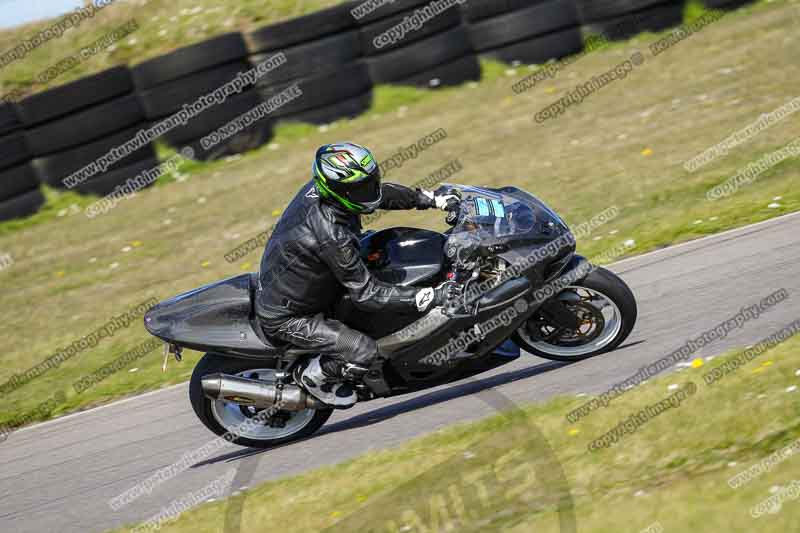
297, 356, 366, 408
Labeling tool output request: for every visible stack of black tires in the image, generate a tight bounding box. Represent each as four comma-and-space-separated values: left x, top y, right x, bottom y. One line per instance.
0, 103, 43, 221
21, 66, 156, 199
134, 33, 273, 161
245, 3, 373, 125
358, 0, 480, 88
463, 0, 584, 65
0, 0, 757, 224
574, 0, 687, 40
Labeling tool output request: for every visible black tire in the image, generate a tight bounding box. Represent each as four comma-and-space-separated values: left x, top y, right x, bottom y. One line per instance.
574, 0, 671, 23
72, 156, 161, 197
17, 66, 133, 127
0, 103, 21, 136
189, 353, 333, 448
25, 94, 145, 156
353, 0, 431, 25
132, 33, 247, 90
257, 61, 372, 117
479, 26, 584, 65
249, 31, 362, 85
461, 0, 544, 22
279, 91, 373, 125
0, 188, 45, 222
395, 54, 481, 88
160, 90, 267, 146
0, 132, 30, 171
0, 163, 39, 202
359, 4, 462, 56
32, 124, 156, 189
468, 0, 579, 52
246, 3, 356, 53
137, 61, 253, 119
512, 266, 637, 362
586, 0, 686, 40
365, 26, 472, 83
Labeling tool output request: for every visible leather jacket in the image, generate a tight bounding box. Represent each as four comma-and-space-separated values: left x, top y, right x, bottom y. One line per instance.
255, 180, 434, 319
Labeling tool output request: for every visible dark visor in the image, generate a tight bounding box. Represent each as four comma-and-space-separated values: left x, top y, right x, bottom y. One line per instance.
347, 174, 381, 203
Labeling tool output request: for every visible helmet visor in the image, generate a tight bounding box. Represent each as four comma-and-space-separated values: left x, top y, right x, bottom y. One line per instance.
347, 173, 382, 204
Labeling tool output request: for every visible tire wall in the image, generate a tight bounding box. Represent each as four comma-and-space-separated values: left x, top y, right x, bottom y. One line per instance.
1, 0, 741, 220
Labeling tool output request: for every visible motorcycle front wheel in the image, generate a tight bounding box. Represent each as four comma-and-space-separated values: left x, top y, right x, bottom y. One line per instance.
189, 353, 333, 448
512, 266, 637, 362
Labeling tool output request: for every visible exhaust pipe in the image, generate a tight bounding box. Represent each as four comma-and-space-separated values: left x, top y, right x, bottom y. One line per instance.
201, 373, 324, 411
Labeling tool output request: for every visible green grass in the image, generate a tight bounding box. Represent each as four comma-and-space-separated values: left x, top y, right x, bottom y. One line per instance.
107, 330, 800, 532
0, 143, 204, 237
0, 0, 349, 99
0, 0, 799, 431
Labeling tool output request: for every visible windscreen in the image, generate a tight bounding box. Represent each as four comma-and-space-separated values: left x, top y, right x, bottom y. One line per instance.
444, 184, 537, 240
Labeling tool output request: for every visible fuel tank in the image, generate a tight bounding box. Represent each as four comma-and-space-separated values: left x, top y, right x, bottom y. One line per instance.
334, 227, 448, 338
359, 227, 446, 286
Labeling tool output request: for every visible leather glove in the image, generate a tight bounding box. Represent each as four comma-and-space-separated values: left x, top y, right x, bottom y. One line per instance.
415, 281, 464, 312
420, 189, 461, 211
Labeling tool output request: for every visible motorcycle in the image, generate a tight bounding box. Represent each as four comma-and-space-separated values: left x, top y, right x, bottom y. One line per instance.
144, 183, 637, 448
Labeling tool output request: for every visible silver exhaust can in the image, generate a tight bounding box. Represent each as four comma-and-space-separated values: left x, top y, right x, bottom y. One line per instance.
201, 373, 323, 411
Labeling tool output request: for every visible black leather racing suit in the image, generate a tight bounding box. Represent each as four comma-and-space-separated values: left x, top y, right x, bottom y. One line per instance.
255, 179, 434, 367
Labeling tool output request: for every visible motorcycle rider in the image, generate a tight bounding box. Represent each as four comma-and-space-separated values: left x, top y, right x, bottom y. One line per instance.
256, 142, 462, 407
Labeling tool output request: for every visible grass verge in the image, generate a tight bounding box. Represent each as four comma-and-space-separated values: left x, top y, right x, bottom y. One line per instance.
107, 327, 800, 532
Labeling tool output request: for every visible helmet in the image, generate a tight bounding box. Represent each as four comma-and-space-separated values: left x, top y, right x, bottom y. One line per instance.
312, 142, 382, 214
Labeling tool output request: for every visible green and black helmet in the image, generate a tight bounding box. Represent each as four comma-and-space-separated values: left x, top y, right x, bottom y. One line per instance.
312, 142, 382, 214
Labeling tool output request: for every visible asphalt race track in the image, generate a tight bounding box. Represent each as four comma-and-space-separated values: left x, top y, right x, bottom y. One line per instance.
2, 212, 799, 533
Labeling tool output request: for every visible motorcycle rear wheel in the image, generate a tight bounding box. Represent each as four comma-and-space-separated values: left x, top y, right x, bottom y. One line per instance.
189, 353, 333, 448
513, 266, 637, 361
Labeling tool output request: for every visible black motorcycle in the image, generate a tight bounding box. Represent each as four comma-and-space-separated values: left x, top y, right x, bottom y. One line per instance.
144, 184, 637, 448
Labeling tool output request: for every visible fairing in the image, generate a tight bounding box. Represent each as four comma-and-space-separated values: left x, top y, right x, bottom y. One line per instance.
445, 183, 570, 245
144, 274, 277, 357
